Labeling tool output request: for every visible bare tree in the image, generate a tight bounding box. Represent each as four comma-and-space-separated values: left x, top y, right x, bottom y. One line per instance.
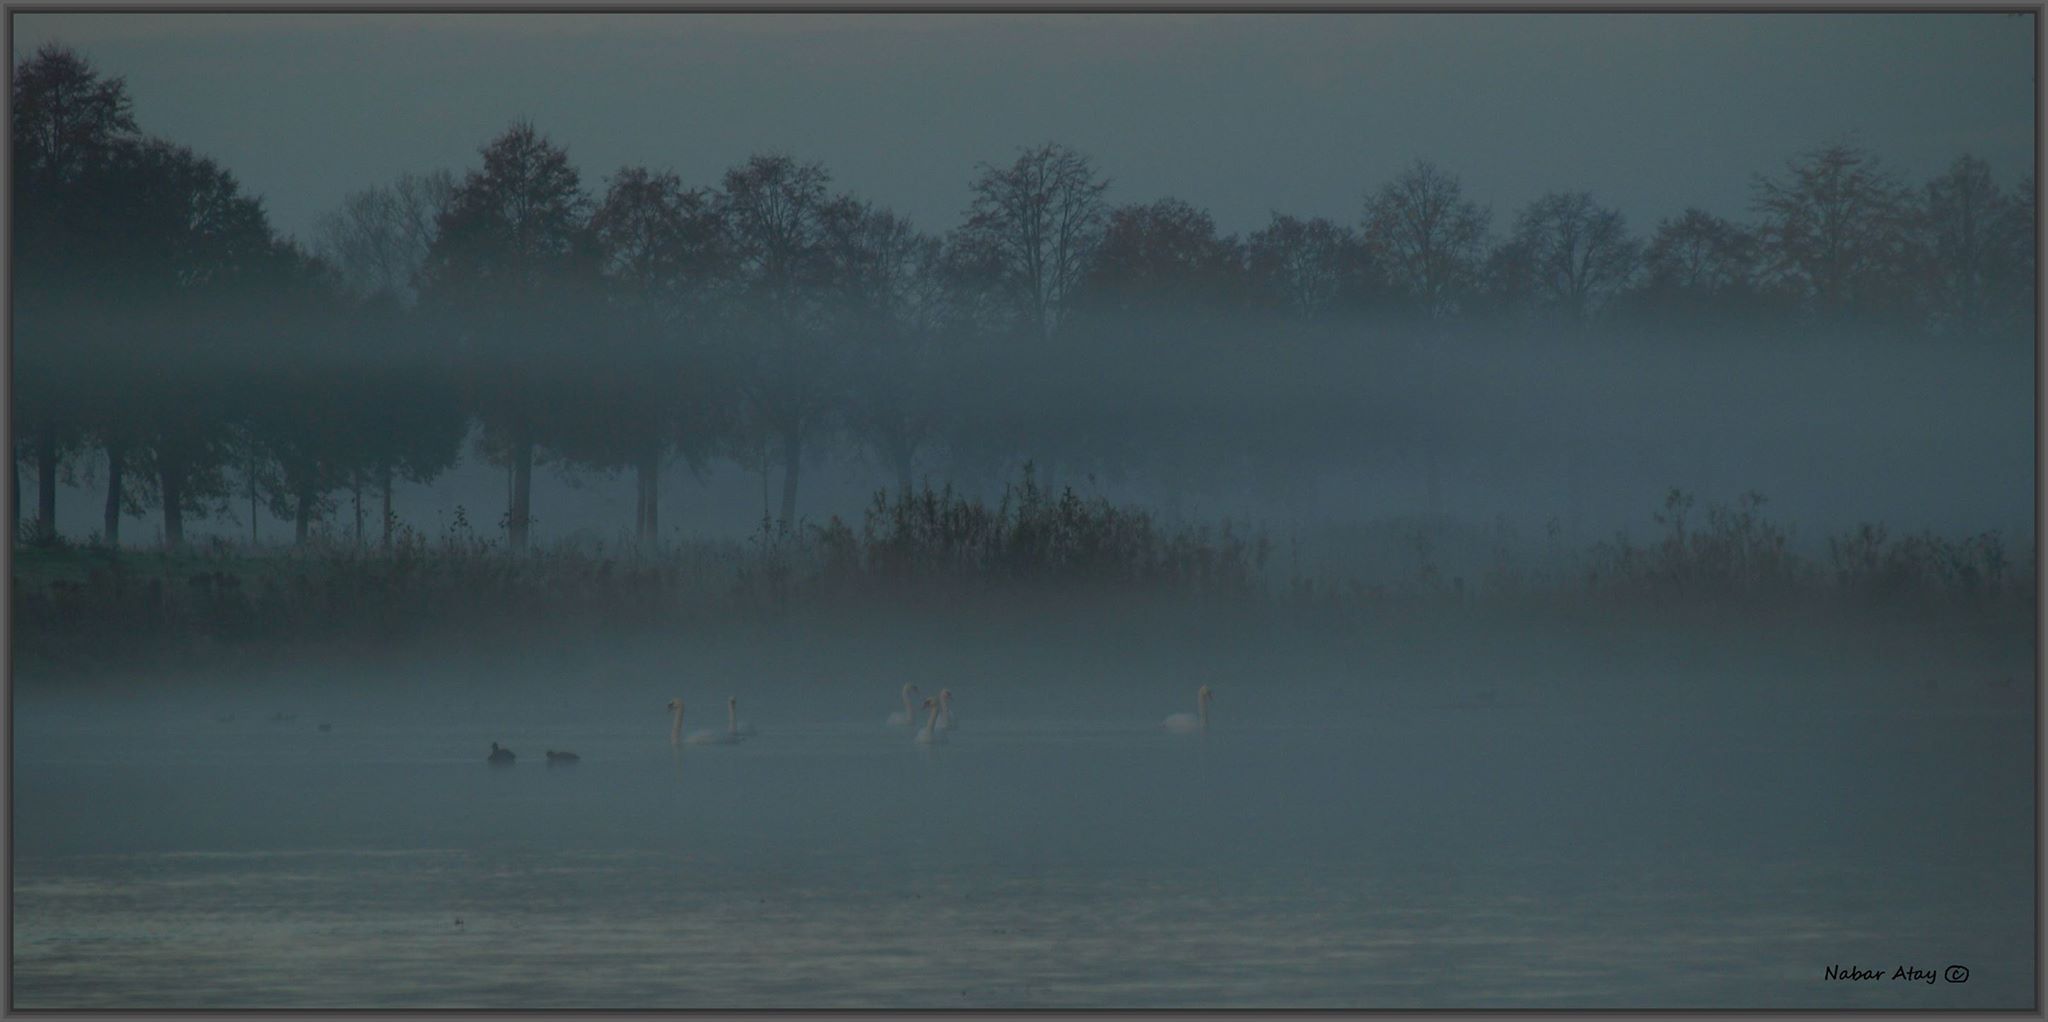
1994, 174, 2036, 331
313, 169, 455, 304
1645, 208, 1757, 294
828, 203, 952, 497
1751, 143, 1913, 319
1245, 213, 1370, 322
1363, 160, 1490, 321
1509, 191, 1640, 322
958, 142, 1110, 340
717, 154, 842, 527
1920, 155, 2025, 336
1077, 197, 1245, 319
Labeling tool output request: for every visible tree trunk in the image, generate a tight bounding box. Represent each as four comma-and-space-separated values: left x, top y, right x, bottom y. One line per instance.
380, 461, 394, 552
778, 427, 802, 527
892, 440, 915, 499
247, 448, 259, 548
36, 424, 57, 541
636, 442, 660, 551
295, 487, 313, 546
509, 421, 534, 552
1565, 448, 1586, 544
351, 473, 364, 550
11, 452, 20, 542
103, 439, 123, 546
759, 438, 772, 528
160, 462, 184, 549
1424, 446, 1443, 521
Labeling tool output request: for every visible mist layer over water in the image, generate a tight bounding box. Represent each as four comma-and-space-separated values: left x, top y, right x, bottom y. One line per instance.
11, 607, 2033, 1010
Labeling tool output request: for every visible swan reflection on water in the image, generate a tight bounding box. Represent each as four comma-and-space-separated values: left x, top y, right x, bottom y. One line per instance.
669, 698, 739, 746
1163, 685, 1213, 734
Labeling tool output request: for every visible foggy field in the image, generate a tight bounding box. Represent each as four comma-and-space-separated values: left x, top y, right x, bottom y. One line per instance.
10, 8, 2037, 1013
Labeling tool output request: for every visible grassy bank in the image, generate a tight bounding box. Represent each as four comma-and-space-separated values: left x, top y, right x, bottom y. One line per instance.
10, 481, 2034, 682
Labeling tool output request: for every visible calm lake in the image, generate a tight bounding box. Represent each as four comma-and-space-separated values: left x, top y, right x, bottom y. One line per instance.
12, 682, 2033, 1009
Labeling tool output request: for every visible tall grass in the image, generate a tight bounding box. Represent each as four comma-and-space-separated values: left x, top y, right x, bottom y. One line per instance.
10, 473, 2032, 673
815, 464, 1270, 597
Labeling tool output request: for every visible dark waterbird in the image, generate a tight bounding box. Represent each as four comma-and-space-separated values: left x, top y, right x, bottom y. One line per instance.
545, 750, 580, 765
487, 742, 516, 765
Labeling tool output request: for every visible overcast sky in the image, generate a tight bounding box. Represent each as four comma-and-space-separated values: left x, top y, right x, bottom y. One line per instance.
13, 12, 2037, 248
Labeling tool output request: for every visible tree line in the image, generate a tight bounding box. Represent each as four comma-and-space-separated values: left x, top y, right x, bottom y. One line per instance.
12, 44, 2037, 553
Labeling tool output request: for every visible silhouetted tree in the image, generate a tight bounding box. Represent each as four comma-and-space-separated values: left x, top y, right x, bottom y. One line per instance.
311, 173, 469, 549
1644, 208, 1757, 294
1076, 197, 1245, 319
1363, 160, 1490, 321
313, 169, 455, 305
1621, 208, 1767, 330
572, 165, 732, 548
419, 122, 596, 551
1507, 191, 1640, 323
1752, 143, 1914, 322
957, 142, 1110, 340
1994, 174, 2036, 332
1918, 155, 2029, 337
1244, 213, 1375, 323
826, 202, 954, 497
12, 43, 141, 542
1480, 235, 1543, 326
100, 138, 288, 548
716, 154, 845, 526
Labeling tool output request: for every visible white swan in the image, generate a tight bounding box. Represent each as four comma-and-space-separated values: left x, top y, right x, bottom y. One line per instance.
1163, 685, 1213, 734
936, 688, 957, 731
727, 695, 757, 738
915, 697, 946, 745
886, 683, 923, 727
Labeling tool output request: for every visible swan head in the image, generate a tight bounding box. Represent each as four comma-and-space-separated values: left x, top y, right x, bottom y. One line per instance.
667, 699, 683, 713
939, 688, 953, 702
921, 697, 936, 709
728, 695, 737, 709
1198, 685, 1213, 704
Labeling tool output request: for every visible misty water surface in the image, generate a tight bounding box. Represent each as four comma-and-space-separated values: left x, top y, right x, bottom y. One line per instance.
12, 616, 2033, 1010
